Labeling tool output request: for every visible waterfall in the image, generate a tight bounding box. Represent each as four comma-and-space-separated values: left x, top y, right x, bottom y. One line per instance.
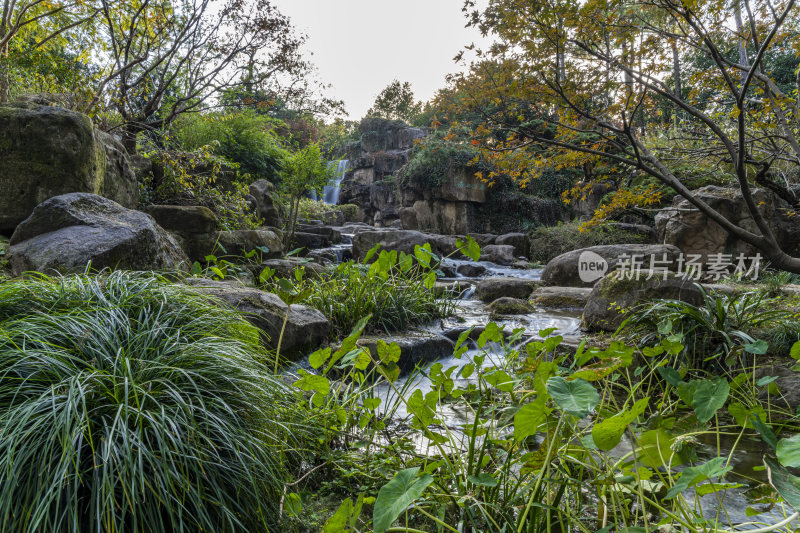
322, 159, 349, 205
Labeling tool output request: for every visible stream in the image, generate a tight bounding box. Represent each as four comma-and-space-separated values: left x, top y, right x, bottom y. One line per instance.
305, 234, 797, 531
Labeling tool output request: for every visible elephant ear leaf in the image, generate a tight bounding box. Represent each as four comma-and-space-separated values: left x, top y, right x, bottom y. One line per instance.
765, 457, 800, 511
373, 468, 433, 533
456, 235, 481, 261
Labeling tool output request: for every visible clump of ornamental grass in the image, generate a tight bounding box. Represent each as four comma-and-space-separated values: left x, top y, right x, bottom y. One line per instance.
0, 271, 310, 533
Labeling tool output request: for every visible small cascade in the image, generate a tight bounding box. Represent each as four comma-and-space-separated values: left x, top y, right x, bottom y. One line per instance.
322, 159, 349, 204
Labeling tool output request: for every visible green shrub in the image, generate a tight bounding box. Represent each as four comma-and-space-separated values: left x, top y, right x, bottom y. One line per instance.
139, 146, 261, 230
295, 198, 360, 223
528, 221, 649, 263
172, 111, 289, 184
401, 129, 490, 189
0, 272, 312, 532
265, 249, 455, 337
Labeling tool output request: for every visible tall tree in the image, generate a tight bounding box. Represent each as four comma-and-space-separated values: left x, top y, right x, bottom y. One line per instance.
0, 0, 99, 101
367, 80, 423, 124
91, 0, 306, 151
457, 0, 800, 272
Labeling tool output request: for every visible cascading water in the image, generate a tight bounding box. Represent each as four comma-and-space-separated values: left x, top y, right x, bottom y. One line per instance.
322, 159, 349, 204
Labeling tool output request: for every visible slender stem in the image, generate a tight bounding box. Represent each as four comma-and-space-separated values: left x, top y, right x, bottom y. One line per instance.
275, 305, 290, 372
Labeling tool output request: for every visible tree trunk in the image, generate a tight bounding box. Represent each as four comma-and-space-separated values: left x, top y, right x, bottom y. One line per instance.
733, 0, 749, 85
671, 42, 682, 126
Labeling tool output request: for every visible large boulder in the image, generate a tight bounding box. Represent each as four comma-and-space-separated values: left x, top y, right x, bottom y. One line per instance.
214, 230, 282, 259
495, 233, 529, 257
655, 186, 800, 260
0, 102, 138, 233
541, 244, 682, 287
480, 244, 516, 266
143, 205, 219, 262
358, 331, 454, 374
352, 228, 459, 260
475, 277, 543, 303
248, 179, 284, 228
582, 271, 704, 332
184, 278, 329, 359
8, 193, 187, 274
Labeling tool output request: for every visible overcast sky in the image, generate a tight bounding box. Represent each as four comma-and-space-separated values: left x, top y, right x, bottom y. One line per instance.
271, 0, 489, 119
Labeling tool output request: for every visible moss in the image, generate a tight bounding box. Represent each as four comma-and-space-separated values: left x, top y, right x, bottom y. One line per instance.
531, 295, 585, 308
488, 297, 534, 317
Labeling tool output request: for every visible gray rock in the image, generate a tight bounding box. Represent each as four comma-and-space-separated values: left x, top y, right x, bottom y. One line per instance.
531, 286, 592, 308
8, 193, 187, 274
352, 228, 459, 260
495, 233, 529, 257
582, 271, 704, 332
144, 205, 217, 235
655, 185, 800, 260
0, 103, 139, 232
248, 179, 284, 228
252, 258, 325, 280
480, 244, 516, 266
456, 263, 487, 277
541, 244, 682, 287
291, 231, 331, 251
212, 230, 282, 259
476, 277, 543, 303
185, 278, 329, 360
488, 297, 534, 318
359, 331, 454, 374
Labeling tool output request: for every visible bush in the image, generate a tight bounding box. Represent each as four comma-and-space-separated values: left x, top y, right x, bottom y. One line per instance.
528, 221, 649, 263
265, 249, 455, 337
139, 146, 262, 230
401, 129, 490, 189
0, 272, 313, 532
172, 111, 289, 184
295, 198, 360, 223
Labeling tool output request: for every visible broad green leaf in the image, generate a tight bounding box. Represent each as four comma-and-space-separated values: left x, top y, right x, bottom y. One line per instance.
546, 377, 599, 418
309, 347, 332, 370
284, 492, 302, 517
514, 395, 551, 441
293, 370, 330, 396
570, 358, 622, 382
635, 428, 680, 468
727, 403, 766, 429
484, 369, 514, 392
791, 341, 800, 360
364, 243, 381, 263
752, 415, 778, 450
424, 271, 437, 289
766, 457, 800, 510
665, 458, 732, 499
477, 322, 503, 347
591, 398, 649, 451
377, 340, 401, 363
373, 468, 434, 533
407, 389, 436, 428
323, 498, 352, 532
777, 434, 800, 468
456, 235, 481, 261
467, 473, 498, 487
657, 366, 682, 387
691, 377, 730, 423
745, 340, 769, 355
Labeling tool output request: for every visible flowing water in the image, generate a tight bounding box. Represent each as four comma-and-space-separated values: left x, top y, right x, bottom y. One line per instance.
322, 159, 349, 205
306, 234, 798, 530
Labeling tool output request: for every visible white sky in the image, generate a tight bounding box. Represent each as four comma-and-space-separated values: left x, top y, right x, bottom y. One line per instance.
270, 0, 489, 119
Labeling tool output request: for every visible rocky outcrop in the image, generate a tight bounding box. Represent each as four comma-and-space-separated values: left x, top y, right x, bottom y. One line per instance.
352, 228, 459, 260
475, 277, 543, 303
8, 193, 187, 274
144, 205, 218, 261
541, 244, 682, 287
0, 102, 139, 233
655, 186, 800, 260
248, 179, 284, 228
582, 271, 704, 332
251, 258, 326, 280
338, 118, 562, 235
185, 278, 329, 359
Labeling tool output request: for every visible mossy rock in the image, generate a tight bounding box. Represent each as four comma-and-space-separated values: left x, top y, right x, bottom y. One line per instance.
582, 270, 704, 332
488, 297, 534, 319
